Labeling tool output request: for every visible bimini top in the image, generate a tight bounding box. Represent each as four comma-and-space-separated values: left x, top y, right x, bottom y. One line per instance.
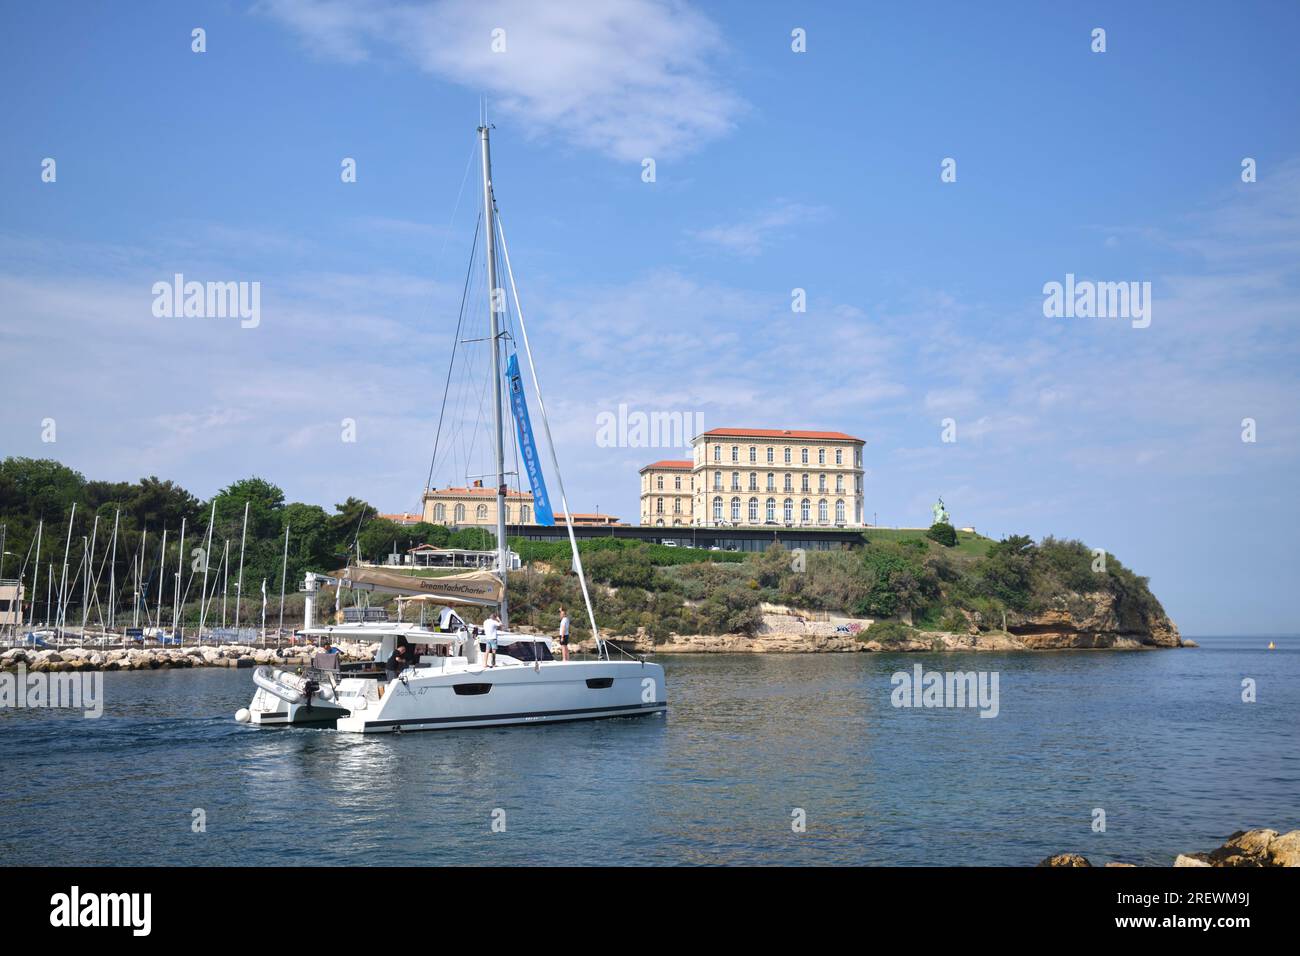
332, 566, 504, 606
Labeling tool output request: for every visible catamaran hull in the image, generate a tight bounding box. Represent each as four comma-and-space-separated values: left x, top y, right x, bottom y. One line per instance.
242, 660, 666, 733
336, 660, 666, 733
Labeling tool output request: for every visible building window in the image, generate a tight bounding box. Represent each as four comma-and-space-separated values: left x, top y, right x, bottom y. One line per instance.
748, 497, 758, 523
714, 445, 721, 462
817, 499, 827, 523
784, 447, 792, 464
476, 504, 488, 522
674, 475, 681, 490
801, 448, 809, 464
818, 474, 826, 492
766, 498, 776, 522
836, 500, 845, 524
731, 472, 740, 491
714, 471, 722, 491
835, 449, 843, 465
749, 446, 756, 463
766, 473, 775, 492
657, 497, 664, 514
521, 505, 530, 523
766, 447, 774, 463
748, 472, 758, 491
836, 475, 843, 493
434, 503, 446, 522
731, 445, 739, 462
713, 496, 723, 522
730, 497, 741, 522
818, 448, 825, 465
454, 503, 466, 524
656, 476, 663, 490
801, 474, 810, 492
800, 498, 810, 523
784, 474, 793, 492
673, 498, 681, 514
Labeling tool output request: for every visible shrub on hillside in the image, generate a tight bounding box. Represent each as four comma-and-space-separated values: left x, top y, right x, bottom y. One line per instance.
860, 620, 917, 644
926, 521, 958, 547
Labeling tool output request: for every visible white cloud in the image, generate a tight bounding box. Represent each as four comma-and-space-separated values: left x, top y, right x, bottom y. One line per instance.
259, 0, 746, 162
689, 201, 827, 257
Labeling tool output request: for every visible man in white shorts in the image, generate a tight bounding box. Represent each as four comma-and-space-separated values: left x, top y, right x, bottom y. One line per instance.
483, 611, 500, 668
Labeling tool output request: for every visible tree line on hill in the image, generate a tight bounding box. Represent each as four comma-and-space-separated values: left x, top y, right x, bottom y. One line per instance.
0, 457, 493, 621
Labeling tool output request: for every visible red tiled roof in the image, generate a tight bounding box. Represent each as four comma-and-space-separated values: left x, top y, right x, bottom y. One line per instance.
379, 512, 423, 524
701, 427, 863, 442
639, 459, 694, 472
424, 486, 534, 498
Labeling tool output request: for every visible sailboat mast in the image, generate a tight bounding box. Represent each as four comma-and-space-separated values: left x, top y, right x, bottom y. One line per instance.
479, 123, 510, 626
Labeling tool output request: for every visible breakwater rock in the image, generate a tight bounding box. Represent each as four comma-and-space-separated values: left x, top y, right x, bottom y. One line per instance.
0, 642, 379, 672
1038, 828, 1300, 867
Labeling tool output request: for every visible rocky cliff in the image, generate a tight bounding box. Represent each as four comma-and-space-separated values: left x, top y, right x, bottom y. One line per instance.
588, 593, 1182, 654
1005, 589, 1181, 649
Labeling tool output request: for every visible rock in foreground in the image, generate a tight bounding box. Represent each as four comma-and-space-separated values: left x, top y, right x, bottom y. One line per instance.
1039, 827, 1300, 867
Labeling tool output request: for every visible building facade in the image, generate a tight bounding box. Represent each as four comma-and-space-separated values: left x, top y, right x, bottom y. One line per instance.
690, 428, 865, 528
421, 484, 534, 528
638, 459, 695, 526
420, 487, 618, 528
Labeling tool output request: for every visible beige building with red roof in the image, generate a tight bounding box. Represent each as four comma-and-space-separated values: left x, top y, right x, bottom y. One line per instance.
638, 459, 695, 526
689, 427, 865, 528
421, 482, 535, 527
420, 485, 621, 528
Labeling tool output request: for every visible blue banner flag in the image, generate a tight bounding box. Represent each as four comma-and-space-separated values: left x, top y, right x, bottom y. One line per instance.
506, 353, 554, 526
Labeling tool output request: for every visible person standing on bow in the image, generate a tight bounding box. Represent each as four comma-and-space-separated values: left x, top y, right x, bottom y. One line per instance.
483, 611, 501, 669
557, 606, 571, 662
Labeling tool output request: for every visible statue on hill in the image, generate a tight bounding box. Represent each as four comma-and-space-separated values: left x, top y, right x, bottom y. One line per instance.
931, 497, 950, 526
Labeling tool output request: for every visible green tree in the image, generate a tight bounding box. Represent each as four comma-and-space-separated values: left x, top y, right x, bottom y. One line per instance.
926, 521, 957, 547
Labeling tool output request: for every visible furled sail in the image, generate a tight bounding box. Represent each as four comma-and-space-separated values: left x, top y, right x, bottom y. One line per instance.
331, 566, 503, 606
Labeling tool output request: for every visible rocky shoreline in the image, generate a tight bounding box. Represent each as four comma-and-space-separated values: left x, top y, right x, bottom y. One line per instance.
1039, 828, 1300, 867
1, 592, 1187, 669
588, 596, 1187, 654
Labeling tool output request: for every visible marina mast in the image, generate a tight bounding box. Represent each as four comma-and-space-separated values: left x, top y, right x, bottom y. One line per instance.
479, 122, 510, 627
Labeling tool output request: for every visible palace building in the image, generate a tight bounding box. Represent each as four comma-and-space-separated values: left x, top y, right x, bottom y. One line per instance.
420, 484, 621, 529
639, 459, 696, 526
638, 427, 865, 529
421, 483, 535, 527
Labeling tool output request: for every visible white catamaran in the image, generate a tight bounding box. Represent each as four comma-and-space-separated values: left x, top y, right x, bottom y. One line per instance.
236, 124, 667, 733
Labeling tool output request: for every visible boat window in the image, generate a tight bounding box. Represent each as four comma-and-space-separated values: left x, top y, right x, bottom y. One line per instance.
492, 640, 553, 662
453, 683, 493, 696
586, 677, 614, 689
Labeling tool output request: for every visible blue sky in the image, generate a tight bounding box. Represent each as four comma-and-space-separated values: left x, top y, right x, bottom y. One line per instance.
2, 0, 1298, 634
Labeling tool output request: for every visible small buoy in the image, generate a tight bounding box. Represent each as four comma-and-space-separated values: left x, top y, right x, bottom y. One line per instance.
234, 708, 251, 723
1268, 641, 1276, 650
